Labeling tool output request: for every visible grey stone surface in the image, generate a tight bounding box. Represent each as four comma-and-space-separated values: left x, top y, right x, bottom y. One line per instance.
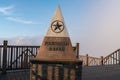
0, 65, 120, 80
82, 64, 120, 80
0, 70, 30, 80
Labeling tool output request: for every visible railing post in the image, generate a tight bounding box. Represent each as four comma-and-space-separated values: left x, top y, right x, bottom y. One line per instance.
100, 56, 103, 65
86, 54, 88, 66
118, 50, 120, 65
2, 40, 8, 74
76, 43, 79, 59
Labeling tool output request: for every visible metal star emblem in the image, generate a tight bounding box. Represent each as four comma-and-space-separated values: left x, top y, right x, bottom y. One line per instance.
51, 20, 64, 33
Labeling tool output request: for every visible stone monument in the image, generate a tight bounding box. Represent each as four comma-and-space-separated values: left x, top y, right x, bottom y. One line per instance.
30, 6, 82, 80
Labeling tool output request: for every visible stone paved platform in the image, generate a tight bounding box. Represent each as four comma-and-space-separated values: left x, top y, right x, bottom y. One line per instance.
0, 64, 120, 80
0, 70, 30, 80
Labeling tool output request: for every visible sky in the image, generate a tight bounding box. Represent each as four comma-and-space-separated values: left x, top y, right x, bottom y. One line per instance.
0, 0, 120, 57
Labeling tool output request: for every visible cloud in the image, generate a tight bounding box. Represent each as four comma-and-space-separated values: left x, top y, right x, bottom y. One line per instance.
0, 5, 40, 25
0, 5, 14, 15
0, 36, 43, 45
6, 17, 40, 25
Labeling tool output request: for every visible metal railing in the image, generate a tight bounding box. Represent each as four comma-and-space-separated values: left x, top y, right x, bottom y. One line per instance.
0, 40, 120, 73
79, 54, 101, 66
79, 49, 120, 66
102, 49, 120, 65
0, 40, 79, 73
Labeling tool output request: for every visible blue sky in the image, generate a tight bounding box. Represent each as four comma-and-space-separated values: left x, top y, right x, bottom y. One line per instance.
0, 0, 120, 57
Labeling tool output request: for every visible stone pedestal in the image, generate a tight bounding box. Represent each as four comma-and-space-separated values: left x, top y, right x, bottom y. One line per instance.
30, 59, 82, 80
30, 6, 83, 80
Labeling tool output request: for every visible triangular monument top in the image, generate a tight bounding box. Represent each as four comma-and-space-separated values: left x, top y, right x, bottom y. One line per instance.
35, 6, 77, 62
46, 6, 69, 37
